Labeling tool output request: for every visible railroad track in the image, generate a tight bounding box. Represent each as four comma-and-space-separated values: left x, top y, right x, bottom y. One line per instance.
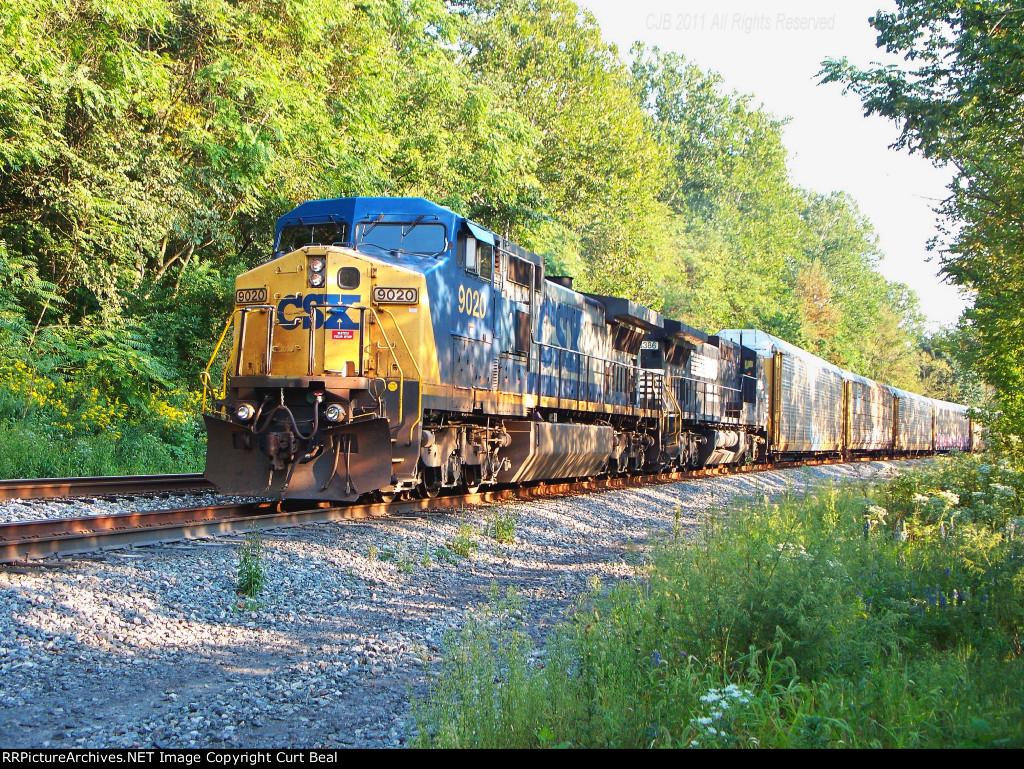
0, 474, 214, 501
0, 455, 909, 565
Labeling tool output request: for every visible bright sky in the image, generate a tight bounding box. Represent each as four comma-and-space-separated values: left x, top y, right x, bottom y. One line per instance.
578, 0, 970, 329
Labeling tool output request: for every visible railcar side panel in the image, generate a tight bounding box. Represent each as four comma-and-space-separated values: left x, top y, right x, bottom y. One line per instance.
845, 375, 894, 452
887, 387, 933, 452
933, 399, 971, 451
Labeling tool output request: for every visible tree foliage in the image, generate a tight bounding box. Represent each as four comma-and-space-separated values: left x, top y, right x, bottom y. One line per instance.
821, 0, 1020, 438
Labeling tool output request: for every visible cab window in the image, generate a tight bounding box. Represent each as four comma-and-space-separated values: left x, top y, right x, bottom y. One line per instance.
460, 236, 494, 280
276, 222, 349, 256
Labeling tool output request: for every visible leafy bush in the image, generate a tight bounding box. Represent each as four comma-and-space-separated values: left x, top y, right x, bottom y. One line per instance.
0, 357, 204, 477
447, 524, 480, 558
414, 457, 1024, 748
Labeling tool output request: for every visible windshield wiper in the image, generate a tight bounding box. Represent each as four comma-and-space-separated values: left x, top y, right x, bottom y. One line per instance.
402, 215, 426, 237
360, 213, 385, 238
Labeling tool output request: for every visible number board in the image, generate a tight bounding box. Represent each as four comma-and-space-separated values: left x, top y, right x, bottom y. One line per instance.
372, 286, 419, 304
640, 341, 659, 350
235, 287, 267, 304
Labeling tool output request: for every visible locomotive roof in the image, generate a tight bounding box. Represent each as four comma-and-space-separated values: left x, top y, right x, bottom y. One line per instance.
583, 294, 663, 330
277, 197, 460, 230
275, 196, 544, 266
652, 318, 708, 345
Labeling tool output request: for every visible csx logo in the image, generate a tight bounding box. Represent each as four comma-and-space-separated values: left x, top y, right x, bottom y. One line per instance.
278, 294, 360, 331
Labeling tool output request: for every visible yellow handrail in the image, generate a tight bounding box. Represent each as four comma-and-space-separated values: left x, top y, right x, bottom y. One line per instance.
201, 313, 236, 413
663, 375, 684, 447
364, 307, 405, 422
374, 305, 424, 440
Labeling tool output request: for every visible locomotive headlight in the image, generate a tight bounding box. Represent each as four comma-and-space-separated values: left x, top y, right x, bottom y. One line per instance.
309, 257, 325, 273
235, 403, 256, 421
324, 403, 344, 423
309, 271, 325, 287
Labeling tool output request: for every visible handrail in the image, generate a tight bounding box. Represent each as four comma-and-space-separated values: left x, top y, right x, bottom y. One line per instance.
201, 312, 236, 414
535, 341, 666, 411
374, 305, 424, 442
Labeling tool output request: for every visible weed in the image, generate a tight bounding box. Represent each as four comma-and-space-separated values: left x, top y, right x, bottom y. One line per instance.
433, 545, 459, 566
367, 544, 377, 561
447, 524, 479, 558
486, 505, 517, 544
236, 529, 266, 599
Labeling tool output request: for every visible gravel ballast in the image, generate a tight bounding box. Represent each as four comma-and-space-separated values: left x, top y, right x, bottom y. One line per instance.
0, 460, 932, 748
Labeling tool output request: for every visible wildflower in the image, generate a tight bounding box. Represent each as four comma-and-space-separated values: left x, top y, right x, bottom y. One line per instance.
866, 504, 888, 526
651, 651, 662, 667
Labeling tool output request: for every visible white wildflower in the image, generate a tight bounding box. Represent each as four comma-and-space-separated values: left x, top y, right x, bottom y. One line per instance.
776, 542, 811, 559
991, 483, 1015, 498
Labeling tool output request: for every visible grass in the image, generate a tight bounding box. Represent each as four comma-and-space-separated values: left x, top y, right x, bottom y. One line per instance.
0, 419, 203, 477
413, 454, 1024, 748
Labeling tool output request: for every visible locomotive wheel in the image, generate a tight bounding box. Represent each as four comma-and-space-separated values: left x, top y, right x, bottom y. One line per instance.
418, 481, 441, 499
417, 464, 443, 499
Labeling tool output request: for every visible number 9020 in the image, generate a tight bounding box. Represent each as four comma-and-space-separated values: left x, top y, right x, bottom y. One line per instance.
458, 285, 487, 318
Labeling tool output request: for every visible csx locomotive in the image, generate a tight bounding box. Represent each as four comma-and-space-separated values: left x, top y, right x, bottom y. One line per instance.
202, 197, 977, 500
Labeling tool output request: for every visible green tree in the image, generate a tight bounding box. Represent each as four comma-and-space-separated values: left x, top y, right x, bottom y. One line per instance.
821, 0, 1020, 438
455, 0, 671, 306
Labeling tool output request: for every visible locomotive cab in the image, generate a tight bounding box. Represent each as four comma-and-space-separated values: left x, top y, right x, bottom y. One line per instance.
204, 198, 450, 500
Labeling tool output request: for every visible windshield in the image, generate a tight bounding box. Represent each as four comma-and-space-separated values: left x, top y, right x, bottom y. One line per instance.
276, 222, 349, 255
355, 222, 446, 255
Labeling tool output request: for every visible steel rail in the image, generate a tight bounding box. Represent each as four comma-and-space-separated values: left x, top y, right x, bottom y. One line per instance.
0, 474, 214, 502
0, 454, 920, 565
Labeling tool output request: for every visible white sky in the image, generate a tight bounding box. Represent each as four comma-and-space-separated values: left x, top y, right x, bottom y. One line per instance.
578, 0, 970, 329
